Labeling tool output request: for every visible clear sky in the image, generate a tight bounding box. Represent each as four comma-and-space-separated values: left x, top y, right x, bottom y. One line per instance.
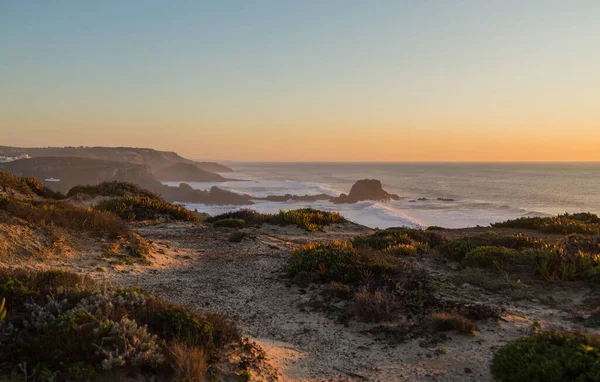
1, 1, 599, 161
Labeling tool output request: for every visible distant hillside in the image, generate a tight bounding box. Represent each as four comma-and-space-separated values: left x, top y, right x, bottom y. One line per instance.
0, 157, 161, 193
0, 158, 252, 205
0, 146, 234, 172
153, 163, 228, 182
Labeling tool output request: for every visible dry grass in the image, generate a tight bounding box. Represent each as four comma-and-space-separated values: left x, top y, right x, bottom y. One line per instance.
168, 341, 207, 382
430, 312, 477, 334
0, 196, 150, 261
350, 289, 397, 323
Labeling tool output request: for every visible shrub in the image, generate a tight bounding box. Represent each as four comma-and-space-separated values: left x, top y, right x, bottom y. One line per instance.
491, 331, 600, 382
533, 246, 600, 282
286, 241, 361, 283
213, 218, 247, 228
349, 290, 397, 323
208, 208, 344, 232
385, 243, 417, 257
430, 312, 476, 334
462, 246, 522, 270
229, 230, 249, 243
496, 233, 540, 250
353, 231, 411, 250
439, 239, 477, 262
270, 208, 344, 232
96, 195, 198, 222
67, 181, 158, 199
207, 209, 270, 225
286, 241, 406, 284
354, 228, 444, 250
492, 213, 600, 235
0, 268, 241, 381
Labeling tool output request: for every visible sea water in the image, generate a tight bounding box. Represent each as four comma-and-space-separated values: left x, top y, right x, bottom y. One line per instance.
166, 162, 600, 229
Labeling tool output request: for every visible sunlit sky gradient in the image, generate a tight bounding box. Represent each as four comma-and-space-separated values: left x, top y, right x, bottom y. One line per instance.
1, 1, 599, 161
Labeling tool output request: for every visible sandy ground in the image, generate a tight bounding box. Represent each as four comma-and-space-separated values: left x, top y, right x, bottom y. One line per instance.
3, 220, 597, 381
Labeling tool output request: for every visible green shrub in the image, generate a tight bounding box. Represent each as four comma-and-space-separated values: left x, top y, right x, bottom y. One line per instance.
286, 241, 401, 284
207, 209, 270, 225
213, 218, 247, 228
385, 243, 417, 257
462, 246, 521, 270
492, 213, 600, 235
533, 246, 600, 282
67, 181, 158, 199
270, 208, 344, 232
491, 331, 600, 382
0, 268, 240, 381
96, 195, 198, 222
209, 208, 344, 232
353, 231, 411, 250
353, 228, 444, 251
439, 239, 477, 262
427, 226, 445, 231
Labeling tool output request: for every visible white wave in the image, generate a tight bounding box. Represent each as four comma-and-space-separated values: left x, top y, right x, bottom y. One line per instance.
179, 196, 546, 229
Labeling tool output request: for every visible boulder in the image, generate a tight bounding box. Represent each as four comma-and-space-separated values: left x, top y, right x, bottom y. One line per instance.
331, 179, 400, 204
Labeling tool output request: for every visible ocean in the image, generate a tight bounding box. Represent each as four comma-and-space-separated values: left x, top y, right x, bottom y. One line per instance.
166, 162, 600, 229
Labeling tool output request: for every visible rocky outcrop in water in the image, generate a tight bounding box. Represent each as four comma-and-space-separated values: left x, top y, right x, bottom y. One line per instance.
331, 179, 400, 204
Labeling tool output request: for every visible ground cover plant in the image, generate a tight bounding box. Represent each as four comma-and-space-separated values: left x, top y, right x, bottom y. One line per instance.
437, 227, 600, 284
491, 331, 600, 382
492, 213, 600, 235
209, 208, 345, 232
67, 181, 158, 199
96, 195, 198, 222
0, 268, 243, 381
285, 240, 473, 329
68, 181, 199, 223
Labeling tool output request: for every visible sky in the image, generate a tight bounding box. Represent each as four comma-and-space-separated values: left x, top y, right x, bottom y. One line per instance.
1, 1, 599, 162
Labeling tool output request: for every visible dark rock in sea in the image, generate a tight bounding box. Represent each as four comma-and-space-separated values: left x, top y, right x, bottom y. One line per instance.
331, 179, 401, 204
437, 197, 455, 202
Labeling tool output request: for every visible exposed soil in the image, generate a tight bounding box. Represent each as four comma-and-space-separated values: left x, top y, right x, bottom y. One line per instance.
3, 220, 598, 381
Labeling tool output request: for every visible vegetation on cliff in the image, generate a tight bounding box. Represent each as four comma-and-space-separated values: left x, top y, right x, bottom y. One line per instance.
209, 208, 345, 232
69, 181, 199, 223
0, 268, 242, 381
492, 331, 600, 382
